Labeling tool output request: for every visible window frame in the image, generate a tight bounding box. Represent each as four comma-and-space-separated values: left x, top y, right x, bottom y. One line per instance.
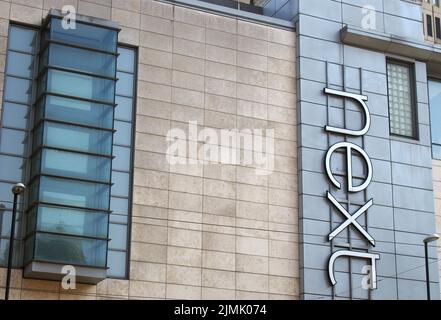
386, 58, 419, 140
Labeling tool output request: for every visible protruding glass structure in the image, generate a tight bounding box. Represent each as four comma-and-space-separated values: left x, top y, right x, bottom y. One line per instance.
23, 11, 119, 283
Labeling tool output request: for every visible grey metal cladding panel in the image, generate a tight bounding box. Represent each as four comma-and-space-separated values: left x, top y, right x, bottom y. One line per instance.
302, 217, 330, 243
396, 242, 438, 259
302, 194, 330, 221
418, 103, 430, 126
371, 158, 392, 184
394, 208, 437, 234
368, 204, 394, 229
396, 230, 439, 247
300, 101, 327, 127
371, 277, 398, 300
417, 81, 429, 104
298, 0, 341, 22
298, 14, 341, 42
391, 163, 433, 190
392, 185, 435, 212
364, 92, 389, 117
417, 124, 432, 147
397, 279, 440, 300
343, 45, 386, 73
362, 71, 388, 95
384, 14, 423, 42
415, 61, 428, 84
390, 140, 432, 168
383, 0, 422, 21
302, 268, 334, 296
298, 57, 327, 84
300, 125, 328, 151
366, 114, 390, 139
303, 293, 333, 300
303, 243, 331, 270
364, 136, 391, 161
342, 0, 383, 11
367, 181, 393, 206
299, 36, 342, 64
375, 253, 397, 278
299, 79, 327, 106
396, 255, 439, 282
342, 2, 385, 34
301, 147, 325, 173
300, 170, 328, 196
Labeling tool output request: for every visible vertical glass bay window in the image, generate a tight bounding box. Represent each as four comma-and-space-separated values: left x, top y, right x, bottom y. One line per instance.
23, 12, 119, 283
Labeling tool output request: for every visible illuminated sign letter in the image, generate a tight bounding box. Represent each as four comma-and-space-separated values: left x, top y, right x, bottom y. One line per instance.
327, 192, 375, 245
324, 88, 371, 136
329, 250, 380, 289
325, 142, 373, 193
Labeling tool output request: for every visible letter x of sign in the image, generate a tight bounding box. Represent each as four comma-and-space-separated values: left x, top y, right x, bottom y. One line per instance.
327, 192, 374, 246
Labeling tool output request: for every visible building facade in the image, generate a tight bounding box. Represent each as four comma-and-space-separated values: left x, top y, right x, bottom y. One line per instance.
0, 0, 439, 300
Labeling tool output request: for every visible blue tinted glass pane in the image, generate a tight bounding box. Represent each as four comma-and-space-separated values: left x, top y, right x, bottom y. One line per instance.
36, 205, 108, 238
8, 26, 37, 53
38, 176, 110, 210
113, 146, 131, 171
117, 47, 135, 73
50, 18, 117, 52
429, 80, 441, 145
34, 232, 107, 267
109, 214, 128, 224
47, 43, 116, 77
43, 122, 112, 155
0, 182, 18, 208
0, 155, 24, 181
114, 121, 132, 146
0, 240, 9, 265
0, 128, 26, 156
2, 103, 29, 129
5, 76, 32, 104
111, 171, 129, 197
42, 95, 113, 129
26, 207, 37, 235
107, 250, 126, 278
1, 211, 12, 236
108, 223, 127, 251
116, 72, 134, 96
110, 197, 128, 215
115, 96, 133, 122
24, 237, 34, 264
6, 51, 34, 78
40, 149, 111, 182
47, 69, 115, 103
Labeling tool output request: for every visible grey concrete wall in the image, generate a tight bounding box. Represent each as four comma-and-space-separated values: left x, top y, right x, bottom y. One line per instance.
297, 0, 440, 300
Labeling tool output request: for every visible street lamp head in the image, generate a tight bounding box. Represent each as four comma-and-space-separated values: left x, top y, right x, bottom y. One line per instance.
424, 234, 440, 244
11, 183, 25, 195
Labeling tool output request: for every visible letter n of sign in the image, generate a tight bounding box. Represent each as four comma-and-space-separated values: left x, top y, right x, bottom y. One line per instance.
323, 88, 380, 289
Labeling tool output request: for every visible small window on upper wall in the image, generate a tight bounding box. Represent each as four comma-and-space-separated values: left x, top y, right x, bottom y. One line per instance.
427, 14, 434, 37
386, 59, 418, 139
436, 16, 441, 39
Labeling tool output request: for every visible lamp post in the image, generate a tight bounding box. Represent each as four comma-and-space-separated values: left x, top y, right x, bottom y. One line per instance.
4, 183, 25, 301
423, 233, 440, 301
